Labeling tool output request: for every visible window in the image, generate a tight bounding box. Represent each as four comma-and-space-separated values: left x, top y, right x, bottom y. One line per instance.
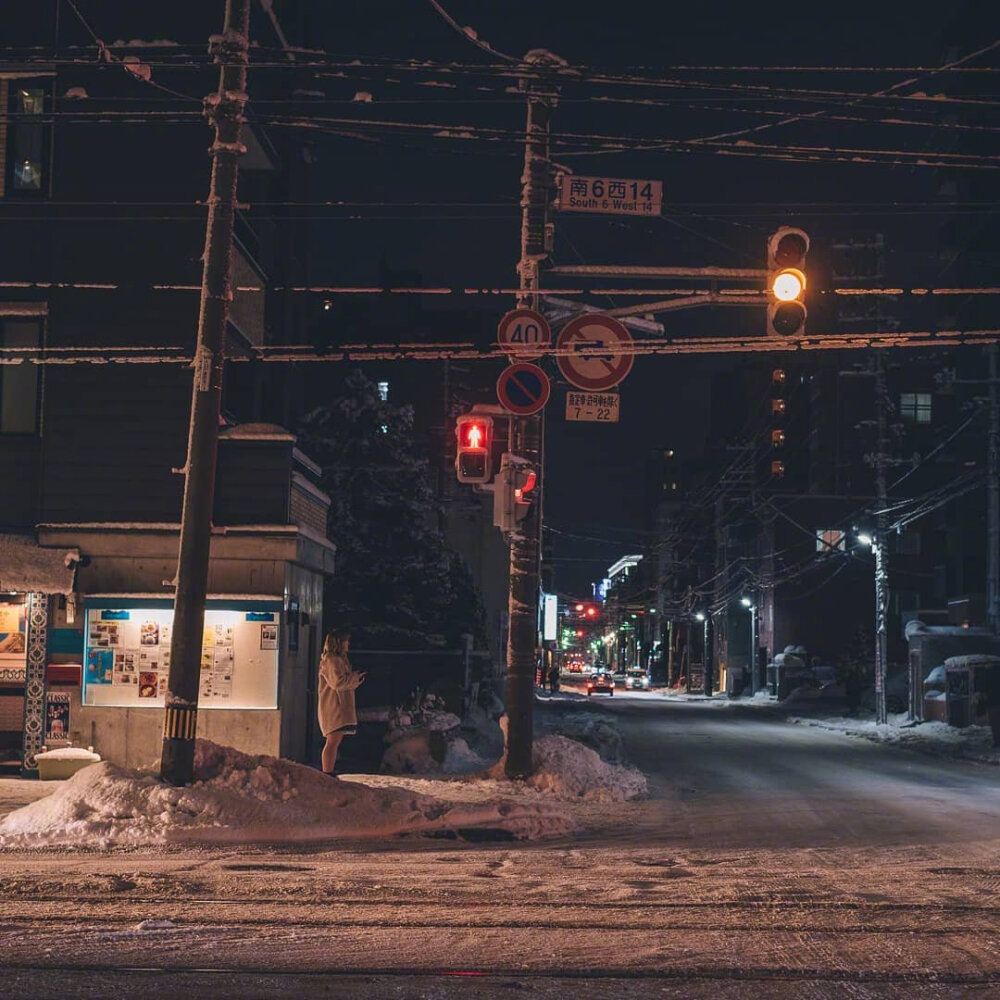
2, 82, 48, 195
900, 392, 931, 424
0, 318, 41, 433
816, 529, 846, 553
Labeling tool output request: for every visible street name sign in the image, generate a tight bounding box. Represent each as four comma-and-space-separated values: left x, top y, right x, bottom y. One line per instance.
496, 362, 551, 416
555, 175, 662, 216
566, 390, 620, 423
497, 308, 551, 359
556, 314, 635, 392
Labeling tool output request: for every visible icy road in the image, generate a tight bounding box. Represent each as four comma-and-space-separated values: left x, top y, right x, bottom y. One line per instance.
1, 697, 998, 998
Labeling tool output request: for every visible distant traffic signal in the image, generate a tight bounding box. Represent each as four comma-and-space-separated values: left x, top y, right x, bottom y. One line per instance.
455, 414, 494, 484
766, 227, 809, 337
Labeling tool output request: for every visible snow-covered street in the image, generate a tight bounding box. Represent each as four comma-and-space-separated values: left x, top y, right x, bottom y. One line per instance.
1, 696, 998, 997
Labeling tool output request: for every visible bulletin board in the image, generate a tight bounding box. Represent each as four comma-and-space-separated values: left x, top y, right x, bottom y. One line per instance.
82, 602, 280, 710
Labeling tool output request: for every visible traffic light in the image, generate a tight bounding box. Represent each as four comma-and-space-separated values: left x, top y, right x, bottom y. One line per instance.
454, 414, 493, 484
493, 453, 536, 532
766, 227, 809, 337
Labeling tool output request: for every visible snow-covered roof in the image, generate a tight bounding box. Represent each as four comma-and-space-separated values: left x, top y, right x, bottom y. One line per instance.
905, 619, 994, 639
0, 534, 79, 595
220, 422, 295, 442
945, 654, 1000, 669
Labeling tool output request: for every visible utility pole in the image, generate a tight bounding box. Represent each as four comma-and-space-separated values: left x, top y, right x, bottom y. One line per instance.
504, 50, 562, 778
988, 344, 999, 635
873, 349, 891, 725
160, 0, 250, 786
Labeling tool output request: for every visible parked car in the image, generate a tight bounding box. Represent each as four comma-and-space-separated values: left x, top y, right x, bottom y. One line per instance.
625, 669, 651, 691
587, 671, 615, 696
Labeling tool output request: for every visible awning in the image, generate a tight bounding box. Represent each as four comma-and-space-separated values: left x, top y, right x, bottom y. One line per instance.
0, 534, 80, 595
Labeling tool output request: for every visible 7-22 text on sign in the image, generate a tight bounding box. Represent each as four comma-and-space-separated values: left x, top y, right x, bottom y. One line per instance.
555, 175, 662, 217
566, 391, 620, 423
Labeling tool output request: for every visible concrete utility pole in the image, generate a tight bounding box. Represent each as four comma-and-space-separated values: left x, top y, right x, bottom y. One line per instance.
873, 350, 891, 725
160, 0, 250, 786
504, 50, 562, 778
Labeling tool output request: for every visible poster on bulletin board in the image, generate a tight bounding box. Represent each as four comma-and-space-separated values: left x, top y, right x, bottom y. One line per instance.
82, 604, 278, 710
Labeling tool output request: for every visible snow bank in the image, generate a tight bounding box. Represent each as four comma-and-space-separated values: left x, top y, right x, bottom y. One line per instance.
488, 730, 647, 803
537, 711, 624, 763
789, 716, 999, 764
0, 741, 573, 850
523, 735, 647, 802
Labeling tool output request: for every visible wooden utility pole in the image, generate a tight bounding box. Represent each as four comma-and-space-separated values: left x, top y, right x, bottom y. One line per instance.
160, 0, 250, 786
504, 50, 562, 778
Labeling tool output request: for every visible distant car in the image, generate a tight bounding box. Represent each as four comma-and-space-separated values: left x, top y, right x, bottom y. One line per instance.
625, 669, 651, 691
567, 660, 584, 673
587, 671, 615, 697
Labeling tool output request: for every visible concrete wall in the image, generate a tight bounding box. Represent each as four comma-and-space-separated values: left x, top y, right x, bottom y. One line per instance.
63, 689, 280, 770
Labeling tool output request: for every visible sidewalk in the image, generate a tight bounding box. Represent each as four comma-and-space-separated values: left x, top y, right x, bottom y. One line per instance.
662, 686, 1000, 766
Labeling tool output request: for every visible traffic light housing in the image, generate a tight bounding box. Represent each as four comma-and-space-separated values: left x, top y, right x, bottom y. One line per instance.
454, 414, 494, 484
493, 453, 537, 532
766, 227, 809, 337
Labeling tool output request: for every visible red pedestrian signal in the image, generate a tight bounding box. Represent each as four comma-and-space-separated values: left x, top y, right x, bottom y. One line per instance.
455, 414, 493, 484
766, 227, 809, 338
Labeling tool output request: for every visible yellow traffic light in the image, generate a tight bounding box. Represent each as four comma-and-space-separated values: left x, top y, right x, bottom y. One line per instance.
766, 227, 809, 337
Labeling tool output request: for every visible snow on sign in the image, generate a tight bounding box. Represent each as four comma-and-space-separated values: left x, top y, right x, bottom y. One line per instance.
497, 308, 551, 359
496, 362, 551, 416
566, 390, 620, 423
556, 175, 662, 216
556, 314, 634, 392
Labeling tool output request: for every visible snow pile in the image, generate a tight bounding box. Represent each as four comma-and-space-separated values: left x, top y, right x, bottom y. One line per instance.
488, 725, 646, 803
537, 710, 624, 763
381, 692, 470, 775
35, 747, 100, 761
0, 741, 574, 849
789, 715, 999, 764
524, 735, 647, 802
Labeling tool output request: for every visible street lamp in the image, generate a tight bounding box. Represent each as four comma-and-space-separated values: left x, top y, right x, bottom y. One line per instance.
741, 597, 758, 693
856, 528, 888, 724
695, 613, 712, 696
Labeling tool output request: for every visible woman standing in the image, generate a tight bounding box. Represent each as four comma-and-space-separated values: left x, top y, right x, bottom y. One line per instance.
318, 629, 365, 777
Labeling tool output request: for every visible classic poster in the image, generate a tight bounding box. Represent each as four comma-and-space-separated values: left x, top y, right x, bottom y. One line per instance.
45, 692, 70, 741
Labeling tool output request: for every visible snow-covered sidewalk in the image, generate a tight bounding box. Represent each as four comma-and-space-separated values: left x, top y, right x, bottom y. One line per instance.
786, 713, 1000, 765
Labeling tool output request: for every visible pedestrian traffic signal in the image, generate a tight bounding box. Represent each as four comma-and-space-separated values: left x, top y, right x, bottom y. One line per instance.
493, 453, 536, 531
455, 414, 494, 484
766, 227, 809, 337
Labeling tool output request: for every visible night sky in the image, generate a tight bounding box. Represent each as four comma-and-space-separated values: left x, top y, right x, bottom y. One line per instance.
302, 0, 992, 593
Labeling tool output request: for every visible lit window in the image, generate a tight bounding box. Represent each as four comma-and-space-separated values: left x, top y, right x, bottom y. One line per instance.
816, 529, 846, 553
1, 318, 41, 433
377, 381, 389, 401
900, 392, 931, 424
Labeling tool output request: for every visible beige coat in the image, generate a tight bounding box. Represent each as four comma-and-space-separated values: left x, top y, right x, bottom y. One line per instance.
317, 652, 359, 735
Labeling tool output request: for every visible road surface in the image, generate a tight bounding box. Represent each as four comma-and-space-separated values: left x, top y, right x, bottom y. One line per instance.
1, 693, 998, 998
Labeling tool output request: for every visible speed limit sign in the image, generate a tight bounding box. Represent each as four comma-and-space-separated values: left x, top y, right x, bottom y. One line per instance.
497, 308, 551, 360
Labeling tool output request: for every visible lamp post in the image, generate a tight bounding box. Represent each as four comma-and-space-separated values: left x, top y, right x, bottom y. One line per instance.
741, 597, 758, 694
858, 530, 889, 724
696, 612, 712, 696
